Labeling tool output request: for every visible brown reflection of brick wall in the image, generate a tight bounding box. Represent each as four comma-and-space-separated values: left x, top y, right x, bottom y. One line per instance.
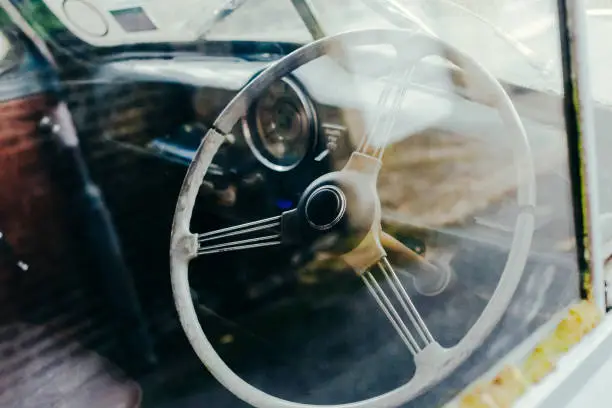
0, 94, 78, 321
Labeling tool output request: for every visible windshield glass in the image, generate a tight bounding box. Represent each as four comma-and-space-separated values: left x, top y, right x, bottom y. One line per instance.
207, 0, 612, 97
2, 1, 611, 407
206, 0, 396, 42
10, 0, 612, 95
205, 0, 556, 88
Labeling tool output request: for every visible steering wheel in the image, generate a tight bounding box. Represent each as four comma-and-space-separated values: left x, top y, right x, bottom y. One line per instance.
170, 29, 536, 408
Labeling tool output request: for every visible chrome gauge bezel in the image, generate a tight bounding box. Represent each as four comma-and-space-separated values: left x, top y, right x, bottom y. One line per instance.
241, 75, 318, 172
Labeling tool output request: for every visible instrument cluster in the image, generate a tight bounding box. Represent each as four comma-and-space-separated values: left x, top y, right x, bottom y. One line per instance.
242, 76, 318, 172
187, 75, 356, 215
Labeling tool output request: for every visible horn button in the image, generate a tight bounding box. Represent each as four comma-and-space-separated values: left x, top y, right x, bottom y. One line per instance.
284, 166, 380, 257
305, 185, 347, 230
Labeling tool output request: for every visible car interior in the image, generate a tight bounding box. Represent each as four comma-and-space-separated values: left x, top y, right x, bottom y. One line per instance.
0, 0, 608, 407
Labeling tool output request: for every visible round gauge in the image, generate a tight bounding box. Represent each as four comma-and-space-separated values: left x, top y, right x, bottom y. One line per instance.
242, 76, 317, 172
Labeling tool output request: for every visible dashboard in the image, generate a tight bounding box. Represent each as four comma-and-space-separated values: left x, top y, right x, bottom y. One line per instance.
94, 51, 572, 255
129, 78, 355, 217
96, 49, 457, 220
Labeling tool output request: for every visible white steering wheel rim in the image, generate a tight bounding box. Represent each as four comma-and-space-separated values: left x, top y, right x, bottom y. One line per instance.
170, 29, 537, 408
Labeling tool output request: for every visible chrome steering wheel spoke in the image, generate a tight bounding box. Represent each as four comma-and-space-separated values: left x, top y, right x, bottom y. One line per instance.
356, 65, 415, 161
362, 257, 435, 356
196, 215, 283, 256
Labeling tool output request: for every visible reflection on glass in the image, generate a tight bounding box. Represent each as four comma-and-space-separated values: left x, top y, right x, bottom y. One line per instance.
5, 0, 605, 408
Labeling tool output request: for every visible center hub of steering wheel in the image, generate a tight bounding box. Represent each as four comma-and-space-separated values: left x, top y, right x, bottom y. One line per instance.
289, 170, 376, 254
305, 185, 347, 230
